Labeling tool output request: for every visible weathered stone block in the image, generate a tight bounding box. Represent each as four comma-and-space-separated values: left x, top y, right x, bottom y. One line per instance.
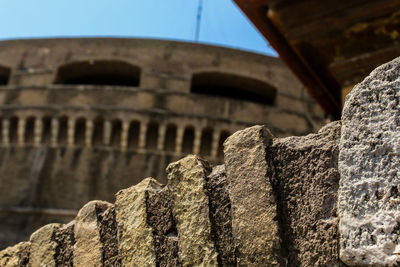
166, 155, 219, 267
224, 125, 283, 266
29, 223, 60, 267
204, 165, 236, 266
0, 241, 30, 267
339, 57, 400, 266
146, 186, 181, 267
96, 205, 121, 266
115, 177, 162, 267
53, 221, 75, 267
74, 200, 112, 267
269, 121, 344, 266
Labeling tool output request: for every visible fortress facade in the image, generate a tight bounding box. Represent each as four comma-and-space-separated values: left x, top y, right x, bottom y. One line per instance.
0, 38, 324, 248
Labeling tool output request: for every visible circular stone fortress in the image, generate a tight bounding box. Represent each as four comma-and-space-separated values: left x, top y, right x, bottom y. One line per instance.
0, 38, 324, 248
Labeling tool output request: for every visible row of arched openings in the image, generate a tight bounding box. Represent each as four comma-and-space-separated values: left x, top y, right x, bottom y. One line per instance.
0, 116, 230, 158
55, 60, 277, 105
0, 59, 277, 105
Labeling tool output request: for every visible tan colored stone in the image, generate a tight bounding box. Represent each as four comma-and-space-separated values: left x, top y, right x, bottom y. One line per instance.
73, 200, 112, 267
29, 223, 60, 267
0, 242, 30, 267
166, 155, 218, 267
115, 177, 162, 267
224, 125, 283, 266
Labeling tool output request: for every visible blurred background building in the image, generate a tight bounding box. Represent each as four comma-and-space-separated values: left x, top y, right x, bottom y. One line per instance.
0, 37, 324, 248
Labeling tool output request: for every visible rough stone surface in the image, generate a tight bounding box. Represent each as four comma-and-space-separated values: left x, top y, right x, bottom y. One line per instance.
3, 116, 390, 267
269, 121, 345, 266
147, 186, 181, 267
166, 155, 219, 266
339, 57, 400, 266
224, 125, 284, 266
0, 242, 30, 267
29, 223, 60, 267
96, 205, 121, 266
53, 221, 75, 266
116, 177, 162, 267
204, 165, 236, 267
74, 200, 112, 267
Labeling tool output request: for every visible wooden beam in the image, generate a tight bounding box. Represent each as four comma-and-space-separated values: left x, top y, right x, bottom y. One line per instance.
281, 1, 400, 40
329, 46, 400, 86
234, 0, 342, 117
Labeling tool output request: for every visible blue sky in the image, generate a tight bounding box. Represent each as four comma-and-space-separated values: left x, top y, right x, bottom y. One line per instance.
0, 0, 276, 56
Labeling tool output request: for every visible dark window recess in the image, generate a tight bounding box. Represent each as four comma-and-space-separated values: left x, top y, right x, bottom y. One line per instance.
42, 117, 52, 144
58, 116, 68, 145
128, 121, 140, 149
74, 118, 86, 146
92, 118, 104, 146
191, 72, 277, 105
146, 122, 159, 150
25, 117, 35, 144
55, 60, 140, 86
164, 124, 177, 152
9, 117, 18, 144
0, 66, 10, 85
182, 127, 195, 154
111, 119, 122, 148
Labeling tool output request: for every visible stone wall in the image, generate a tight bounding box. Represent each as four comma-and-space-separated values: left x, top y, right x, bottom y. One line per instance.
0, 122, 344, 266
0, 38, 324, 136
2, 56, 400, 266
0, 147, 180, 248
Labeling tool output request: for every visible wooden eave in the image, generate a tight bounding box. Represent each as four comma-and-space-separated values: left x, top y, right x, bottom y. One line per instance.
235, 0, 400, 118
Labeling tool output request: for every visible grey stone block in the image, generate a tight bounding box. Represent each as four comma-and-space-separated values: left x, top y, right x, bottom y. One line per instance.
339, 57, 400, 266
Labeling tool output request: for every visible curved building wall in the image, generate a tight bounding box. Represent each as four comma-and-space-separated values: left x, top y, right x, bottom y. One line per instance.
0, 38, 324, 248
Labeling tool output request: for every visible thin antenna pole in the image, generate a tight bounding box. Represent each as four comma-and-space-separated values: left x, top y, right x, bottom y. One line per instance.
195, 0, 203, 42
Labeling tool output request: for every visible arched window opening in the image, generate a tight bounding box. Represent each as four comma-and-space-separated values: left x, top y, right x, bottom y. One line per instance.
24, 117, 35, 144
9, 116, 18, 144
0, 66, 10, 85
54, 60, 141, 86
127, 121, 140, 149
74, 118, 86, 146
146, 122, 158, 150
92, 118, 104, 146
200, 127, 213, 156
217, 130, 230, 158
164, 124, 177, 152
41, 116, 52, 144
182, 126, 195, 154
111, 119, 122, 148
191, 72, 277, 105
58, 116, 68, 146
